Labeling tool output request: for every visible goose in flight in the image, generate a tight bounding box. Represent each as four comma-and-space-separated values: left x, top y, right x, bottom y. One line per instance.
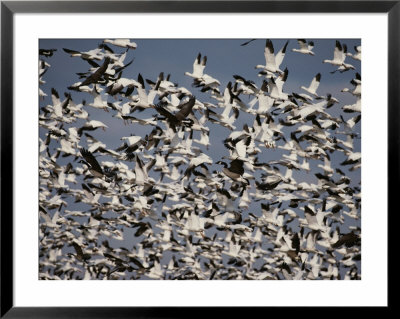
39, 48, 57, 57
219, 158, 245, 181
292, 39, 315, 55
300, 73, 321, 99
268, 69, 289, 100
341, 73, 361, 96
130, 73, 159, 111
256, 39, 288, 77
78, 57, 111, 87
155, 96, 196, 131
63, 47, 104, 61
80, 148, 104, 178
185, 53, 207, 79
103, 39, 137, 50
342, 96, 361, 113
88, 85, 110, 112
331, 231, 360, 248
47, 88, 71, 119
248, 80, 275, 115
347, 45, 361, 61
302, 205, 328, 232
323, 40, 347, 66
78, 120, 108, 136
330, 43, 355, 73
323, 41, 355, 73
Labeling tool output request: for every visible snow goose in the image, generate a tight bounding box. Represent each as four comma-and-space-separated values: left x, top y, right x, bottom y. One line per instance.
39, 48, 57, 57
301, 205, 329, 232
103, 38, 137, 49
88, 85, 110, 112
63, 47, 104, 61
292, 39, 315, 55
323, 40, 346, 66
48, 88, 71, 119
155, 96, 196, 131
79, 57, 111, 86
185, 52, 206, 79
328, 43, 355, 73
80, 148, 104, 178
347, 45, 361, 61
130, 73, 159, 111
256, 39, 287, 76
78, 120, 108, 136
268, 70, 289, 100
300, 73, 321, 99
248, 84, 275, 115
342, 96, 361, 113
218, 158, 245, 182
341, 72, 361, 96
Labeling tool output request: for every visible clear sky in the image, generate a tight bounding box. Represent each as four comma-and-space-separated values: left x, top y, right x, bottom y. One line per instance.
39, 38, 361, 280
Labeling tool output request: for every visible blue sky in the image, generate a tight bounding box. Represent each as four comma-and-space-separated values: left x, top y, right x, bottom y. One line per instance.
39, 38, 361, 280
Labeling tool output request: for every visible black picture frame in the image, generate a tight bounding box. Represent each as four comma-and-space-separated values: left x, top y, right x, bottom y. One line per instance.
1, 0, 394, 317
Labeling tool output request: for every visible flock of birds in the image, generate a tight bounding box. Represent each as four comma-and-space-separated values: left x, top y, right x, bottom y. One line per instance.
39, 39, 361, 280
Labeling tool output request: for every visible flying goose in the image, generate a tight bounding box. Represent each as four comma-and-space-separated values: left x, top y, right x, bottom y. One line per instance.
341, 73, 361, 96
103, 38, 137, 49
39, 48, 57, 57
342, 96, 361, 113
347, 45, 361, 61
256, 39, 288, 76
218, 158, 245, 181
185, 53, 207, 79
323, 40, 346, 66
79, 57, 111, 86
155, 96, 196, 131
300, 73, 321, 99
292, 39, 315, 55
78, 120, 108, 136
80, 148, 104, 178
130, 73, 159, 111
330, 50, 356, 73
63, 47, 104, 61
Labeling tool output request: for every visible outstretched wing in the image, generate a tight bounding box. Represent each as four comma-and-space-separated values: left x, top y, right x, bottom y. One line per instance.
175, 96, 196, 121
154, 103, 177, 122
229, 159, 244, 176
80, 148, 103, 175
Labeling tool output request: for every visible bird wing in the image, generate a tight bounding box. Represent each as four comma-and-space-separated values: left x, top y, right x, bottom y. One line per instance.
192, 53, 206, 77
264, 40, 277, 68
80, 148, 103, 174
229, 159, 244, 175
155, 104, 177, 122
297, 39, 308, 50
240, 39, 256, 46
309, 73, 321, 93
275, 40, 289, 67
175, 96, 196, 121
63, 48, 81, 55
333, 40, 343, 62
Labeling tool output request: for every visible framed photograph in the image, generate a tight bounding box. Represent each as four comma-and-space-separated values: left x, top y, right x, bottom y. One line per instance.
1, 0, 394, 317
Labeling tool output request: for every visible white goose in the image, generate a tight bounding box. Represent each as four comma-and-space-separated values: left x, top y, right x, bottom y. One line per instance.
292, 39, 315, 55
342, 96, 361, 113
103, 38, 137, 49
323, 40, 346, 66
347, 45, 361, 61
88, 85, 110, 112
300, 73, 321, 99
184, 52, 206, 79
255, 39, 287, 76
